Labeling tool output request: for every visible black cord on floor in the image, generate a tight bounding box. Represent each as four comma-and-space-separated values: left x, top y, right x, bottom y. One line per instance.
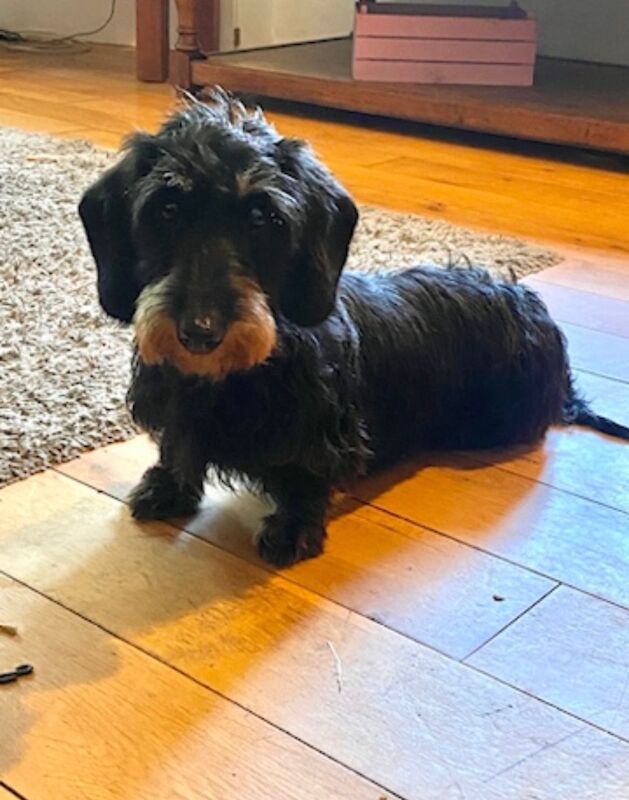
0, 0, 117, 52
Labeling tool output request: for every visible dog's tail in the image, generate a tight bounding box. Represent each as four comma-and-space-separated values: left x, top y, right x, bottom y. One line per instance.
563, 379, 629, 440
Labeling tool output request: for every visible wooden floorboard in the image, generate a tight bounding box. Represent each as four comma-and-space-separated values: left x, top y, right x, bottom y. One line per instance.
469, 586, 629, 740
1, 472, 628, 799
1, 43, 629, 800
576, 371, 629, 424
560, 324, 629, 383
0, 106, 83, 136
354, 455, 629, 609
535, 260, 629, 301
484, 424, 629, 517
0, 575, 385, 800
58, 438, 556, 661
527, 280, 629, 338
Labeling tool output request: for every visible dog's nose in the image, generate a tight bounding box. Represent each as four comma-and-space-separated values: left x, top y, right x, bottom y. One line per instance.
177, 316, 224, 354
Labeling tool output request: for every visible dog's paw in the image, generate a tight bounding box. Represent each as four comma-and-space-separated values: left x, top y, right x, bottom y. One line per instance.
129, 465, 200, 521
256, 513, 325, 567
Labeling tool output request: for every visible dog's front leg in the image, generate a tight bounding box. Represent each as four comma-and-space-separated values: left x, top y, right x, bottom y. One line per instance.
129, 432, 206, 521
256, 468, 330, 567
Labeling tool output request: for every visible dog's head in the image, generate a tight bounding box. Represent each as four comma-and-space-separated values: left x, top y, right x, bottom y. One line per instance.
78, 89, 358, 379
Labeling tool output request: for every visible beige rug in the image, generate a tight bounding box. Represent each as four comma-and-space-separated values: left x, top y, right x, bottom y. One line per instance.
0, 127, 559, 487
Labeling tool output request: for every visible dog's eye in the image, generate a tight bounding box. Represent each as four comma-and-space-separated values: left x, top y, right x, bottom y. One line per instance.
161, 202, 178, 220
249, 200, 284, 230
249, 206, 267, 228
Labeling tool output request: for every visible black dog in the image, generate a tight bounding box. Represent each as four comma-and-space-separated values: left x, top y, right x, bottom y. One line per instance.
79, 90, 629, 566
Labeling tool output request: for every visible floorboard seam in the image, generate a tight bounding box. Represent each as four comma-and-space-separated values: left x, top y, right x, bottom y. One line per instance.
0, 781, 29, 800
460, 582, 561, 661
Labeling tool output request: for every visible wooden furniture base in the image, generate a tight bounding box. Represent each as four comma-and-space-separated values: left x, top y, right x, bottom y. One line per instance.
166, 1, 628, 154
190, 39, 629, 155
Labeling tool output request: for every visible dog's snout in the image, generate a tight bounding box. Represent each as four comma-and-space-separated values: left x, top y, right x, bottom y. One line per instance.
177, 316, 224, 354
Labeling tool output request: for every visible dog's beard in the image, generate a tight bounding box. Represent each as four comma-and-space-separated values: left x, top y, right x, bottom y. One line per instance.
134, 275, 277, 379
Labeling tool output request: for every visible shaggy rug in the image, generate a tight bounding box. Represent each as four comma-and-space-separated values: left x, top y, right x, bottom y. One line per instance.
0, 127, 559, 487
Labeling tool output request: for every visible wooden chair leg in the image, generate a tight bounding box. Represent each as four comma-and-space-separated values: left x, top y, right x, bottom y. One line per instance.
136, 0, 169, 82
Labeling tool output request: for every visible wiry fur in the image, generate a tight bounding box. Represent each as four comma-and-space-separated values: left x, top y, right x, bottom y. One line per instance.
79, 88, 629, 566
134, 274, 277, 379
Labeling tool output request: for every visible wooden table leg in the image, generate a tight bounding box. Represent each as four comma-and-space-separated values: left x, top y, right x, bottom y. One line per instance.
171, 0, 220, 89
171, 0, 200, 88
136, 0, 169, 82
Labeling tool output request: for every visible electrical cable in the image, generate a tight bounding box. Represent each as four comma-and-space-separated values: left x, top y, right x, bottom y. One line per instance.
0, 0, 117, 55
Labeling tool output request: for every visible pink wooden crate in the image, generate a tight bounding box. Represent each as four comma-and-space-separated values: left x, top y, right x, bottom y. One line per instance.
352, 1, 537, 86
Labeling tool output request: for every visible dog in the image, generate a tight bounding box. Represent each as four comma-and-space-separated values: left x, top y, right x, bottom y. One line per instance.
79, 89, 629, 566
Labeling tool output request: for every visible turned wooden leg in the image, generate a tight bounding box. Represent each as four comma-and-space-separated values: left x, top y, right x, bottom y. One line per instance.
136, 0, 169, 82
171, 0, 220, 89
171, 0, 200, 88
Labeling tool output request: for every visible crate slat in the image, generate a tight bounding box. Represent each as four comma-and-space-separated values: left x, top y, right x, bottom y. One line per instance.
356, 2, 529, 19
354, 14, 537, 42
353, 37, 536, 65
352, 60, 535, 86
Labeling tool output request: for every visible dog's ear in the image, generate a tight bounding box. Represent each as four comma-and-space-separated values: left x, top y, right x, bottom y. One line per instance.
79, 139, 156, 323
275, 138, 358, 326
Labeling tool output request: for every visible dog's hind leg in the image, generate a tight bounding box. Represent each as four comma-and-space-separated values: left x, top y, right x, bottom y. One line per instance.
129, 432, 206, 521
256, 468, 331, 567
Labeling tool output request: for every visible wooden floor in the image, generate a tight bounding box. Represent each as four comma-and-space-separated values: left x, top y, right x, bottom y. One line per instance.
1, 45, 628, 800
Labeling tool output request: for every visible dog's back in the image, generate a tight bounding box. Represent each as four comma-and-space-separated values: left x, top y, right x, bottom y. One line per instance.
338, 266, 570, 466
